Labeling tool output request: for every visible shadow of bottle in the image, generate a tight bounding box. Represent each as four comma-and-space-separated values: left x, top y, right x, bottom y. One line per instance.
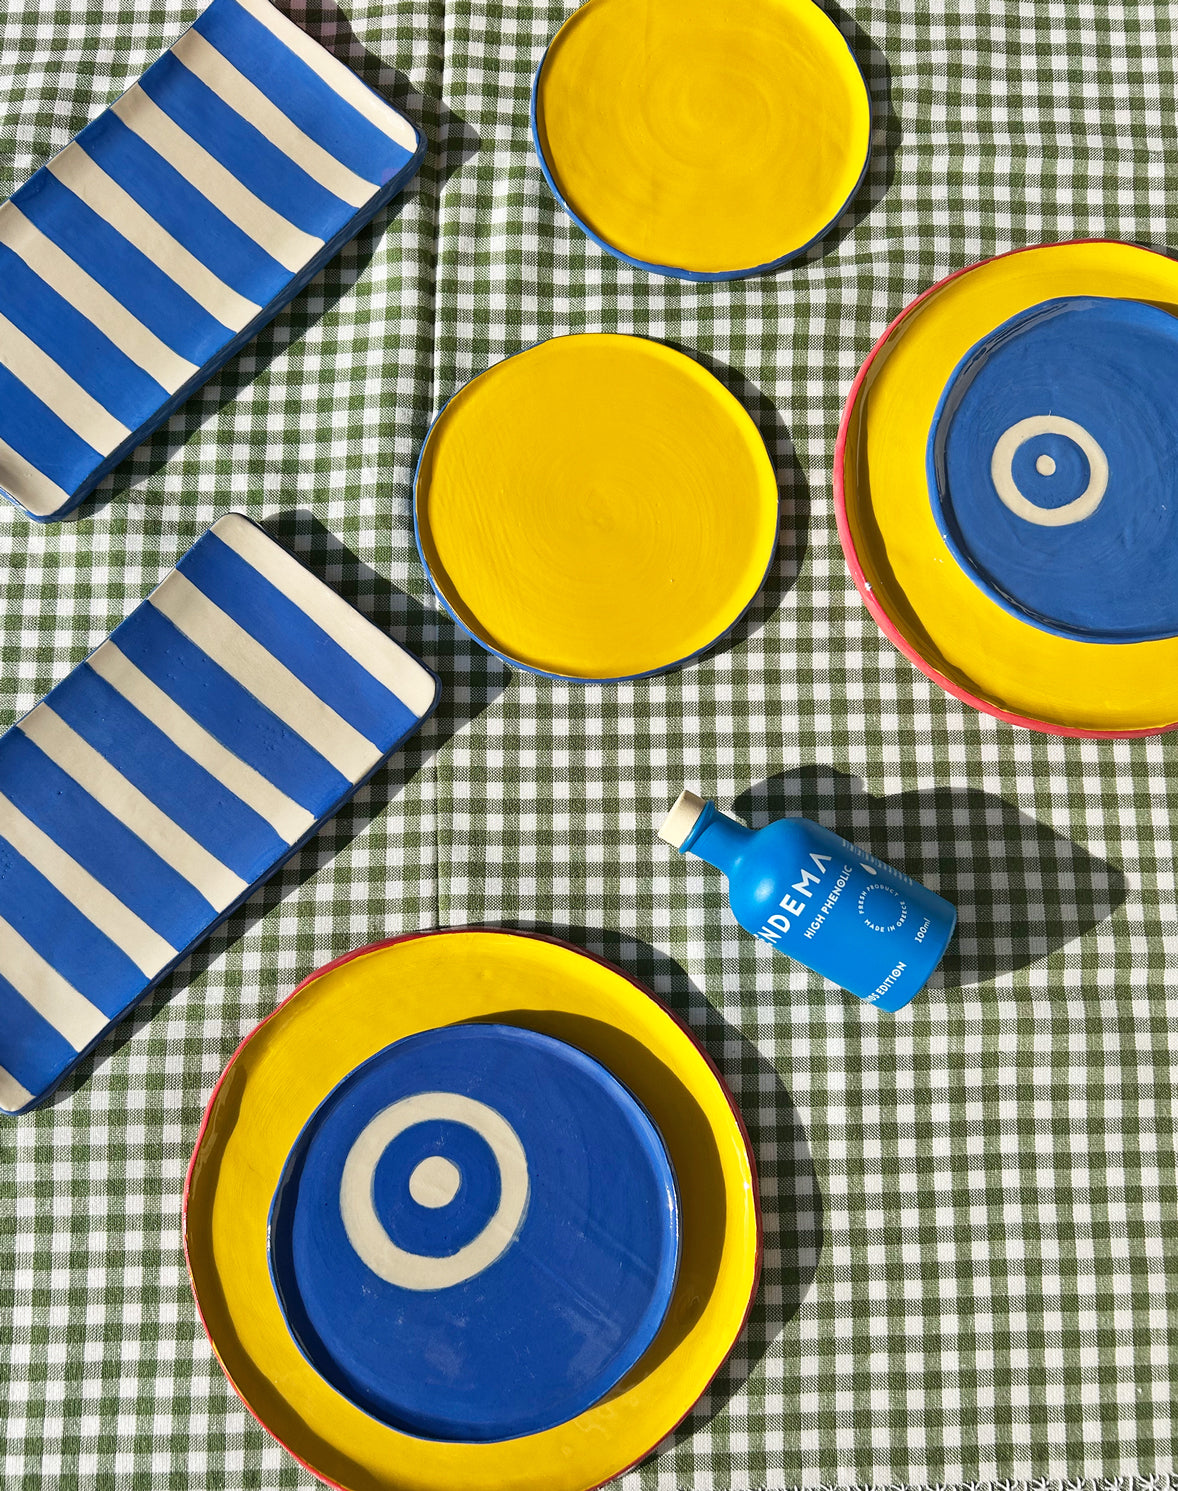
495, 921, 823, 1451
77, 0, 481, 520
734, 766, 1128, 987
44, 508, 510, 1106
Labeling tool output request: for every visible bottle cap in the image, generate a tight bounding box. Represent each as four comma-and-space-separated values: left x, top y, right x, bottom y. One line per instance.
658, 789, 708, 849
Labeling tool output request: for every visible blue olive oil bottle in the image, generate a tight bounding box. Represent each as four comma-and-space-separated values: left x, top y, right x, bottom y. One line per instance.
659, 790, 956, 1010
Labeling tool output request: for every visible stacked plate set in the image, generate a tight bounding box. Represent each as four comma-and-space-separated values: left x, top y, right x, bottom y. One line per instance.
836, 242, 1178, 737
185, 929, 760, 1491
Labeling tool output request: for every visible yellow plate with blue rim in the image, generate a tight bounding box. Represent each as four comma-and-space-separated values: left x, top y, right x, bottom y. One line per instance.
413, 334, 779, 681
531, 0, 871, 280
835, 240, 1178, 736
184, 929, 760, 1491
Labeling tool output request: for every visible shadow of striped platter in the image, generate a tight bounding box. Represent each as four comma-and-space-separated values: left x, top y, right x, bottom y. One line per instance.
0, 0, 425, 521
0, 514, 439, 1114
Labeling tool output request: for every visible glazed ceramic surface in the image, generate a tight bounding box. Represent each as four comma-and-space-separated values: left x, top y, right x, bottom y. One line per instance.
531, 0, 870, 280
928, 296, 1178, 643
268, 1023, 681, 1442
0, 515, 438, 1114
835, 240, 1178, 735
413, 334, 779, 681
185, 929, 760, 1491
0, 0, 424, 521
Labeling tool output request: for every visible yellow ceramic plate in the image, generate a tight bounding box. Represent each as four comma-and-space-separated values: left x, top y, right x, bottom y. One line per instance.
531, 0, 871, 279
835, 240, 1178, 736
184, 929, 760, 1491
413, 335, 779, 681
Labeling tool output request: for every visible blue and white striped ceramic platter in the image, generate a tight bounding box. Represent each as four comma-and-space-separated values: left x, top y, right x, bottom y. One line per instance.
0, 513, 439, 1114
0, 0, 425, 522
267, 1023, 681, 1443
927, 295, 1178, 644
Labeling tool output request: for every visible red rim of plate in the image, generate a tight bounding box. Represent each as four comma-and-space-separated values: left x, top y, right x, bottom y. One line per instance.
832, 238, 1178, 740
182, 926, 763, 1491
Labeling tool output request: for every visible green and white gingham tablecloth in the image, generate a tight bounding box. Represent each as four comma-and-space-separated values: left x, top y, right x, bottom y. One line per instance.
2, 0, 1177, 1485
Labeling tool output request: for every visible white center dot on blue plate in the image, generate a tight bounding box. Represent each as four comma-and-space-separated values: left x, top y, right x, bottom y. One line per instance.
408, 1155, 462, 1208
1036, 453, 1057, 476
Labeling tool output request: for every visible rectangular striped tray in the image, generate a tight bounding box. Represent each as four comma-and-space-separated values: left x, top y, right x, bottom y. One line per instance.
0, 514, 439, 1113
0, 0, 424, 521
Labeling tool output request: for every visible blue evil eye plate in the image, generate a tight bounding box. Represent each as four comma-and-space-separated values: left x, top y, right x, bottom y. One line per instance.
927, 295, 1178, 643
267, 1023, 681, 1443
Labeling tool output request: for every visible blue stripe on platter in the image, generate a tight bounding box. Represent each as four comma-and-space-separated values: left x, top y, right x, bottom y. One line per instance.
0, 514, 440, 1115
0, 0, 425, 522
927, 295, 1178, 643
73, 109, 294, 306
0, 242, 173, 428
268, 1024, 681, 1443
11, 171, 237, 364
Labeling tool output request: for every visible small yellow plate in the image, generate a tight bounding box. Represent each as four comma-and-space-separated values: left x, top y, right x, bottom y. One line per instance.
413, 335, 779, 681
184, 929, 761, 1491
835, 241, 1178, 736
532, 0, 871, 279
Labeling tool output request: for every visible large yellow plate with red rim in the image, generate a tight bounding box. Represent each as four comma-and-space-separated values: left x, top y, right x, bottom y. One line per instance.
835, 240, 1178, 736
184, 929, 760, 1491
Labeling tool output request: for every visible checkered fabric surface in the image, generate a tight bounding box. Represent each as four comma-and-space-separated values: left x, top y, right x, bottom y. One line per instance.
1, 0, 1177, 1485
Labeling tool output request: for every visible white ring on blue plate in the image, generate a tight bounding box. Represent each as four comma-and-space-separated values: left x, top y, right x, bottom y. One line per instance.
339, 1091, 529, 1291
990, 415, 1108, 527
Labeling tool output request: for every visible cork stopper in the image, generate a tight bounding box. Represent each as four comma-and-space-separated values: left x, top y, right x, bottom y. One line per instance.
657, 789, 708, 849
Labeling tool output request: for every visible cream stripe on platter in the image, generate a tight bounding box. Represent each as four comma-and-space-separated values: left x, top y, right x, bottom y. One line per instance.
0, 203, 199, 394
0, 312, 130, 457
17, 706, 248, 912
211, 516, 438, 718
232, 0, 419, 153
110, 88, 322, 274
171, 30, 376, 209
0, 915, 108, 1052
0, 791, 177, 978
0, 1063, 34, 1114
48, 146, 261, 332
89, 643, 316, 845
150, 574, 383, 781
0, 436, 70, 519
